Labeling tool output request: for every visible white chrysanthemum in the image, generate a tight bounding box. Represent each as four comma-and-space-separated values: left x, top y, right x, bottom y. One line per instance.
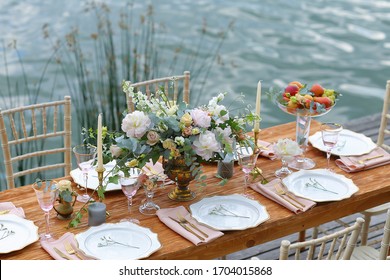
193, 131, 221, 160
121, 111, 151, 138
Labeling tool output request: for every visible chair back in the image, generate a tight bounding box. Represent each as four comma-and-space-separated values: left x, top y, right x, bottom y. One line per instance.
378, 208, 390, 260
126, 71, 190, 112
279, 217, 364, 260
377, 80, 390, 151
0, 96, 72, 189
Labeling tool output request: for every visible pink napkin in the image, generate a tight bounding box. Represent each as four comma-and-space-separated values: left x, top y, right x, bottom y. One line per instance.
0, 202, 25, 218
250, 179, 316, 214
156, 206, 224, 245
335, 146, 390, 173
40, 232, 96, 260
257, 140, 276, 160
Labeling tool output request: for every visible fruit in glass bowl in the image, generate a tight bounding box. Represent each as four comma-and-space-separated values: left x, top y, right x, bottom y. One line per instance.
277, 81, 340, 116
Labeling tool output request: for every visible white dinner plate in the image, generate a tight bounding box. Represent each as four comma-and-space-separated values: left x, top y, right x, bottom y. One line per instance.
189, 194, 269, 231
309, 129, 377, 156
0, 214, 39, 254
70, 161, 140, 192
282, 169, 359, 202
75, 221, 161, 260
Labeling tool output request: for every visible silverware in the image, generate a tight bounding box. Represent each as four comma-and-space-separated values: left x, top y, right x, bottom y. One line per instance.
64, 242, 84, 260
168, 216, 205, 241
0, 210, 10, 215
54, 247, 72, 260
177, 212, 209, 238
274, 183, 305, 210
358, 154, 384, 164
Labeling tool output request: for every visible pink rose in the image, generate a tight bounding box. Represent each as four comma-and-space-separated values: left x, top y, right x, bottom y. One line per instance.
190, 108, 211, 128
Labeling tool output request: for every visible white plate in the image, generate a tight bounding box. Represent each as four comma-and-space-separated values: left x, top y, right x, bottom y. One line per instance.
0, 214, 39, 254
75, 221, 161, 260
189, 194, 269, 231
282, 169, 359, 202
309, 129, 377, 156
70, 161, 140, 192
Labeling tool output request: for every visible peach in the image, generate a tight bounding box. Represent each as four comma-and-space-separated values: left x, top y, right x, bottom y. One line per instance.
310, 84, 325, 97
284, 84, 300, 96
288, 81, 304, 89
313, 96, 333, 108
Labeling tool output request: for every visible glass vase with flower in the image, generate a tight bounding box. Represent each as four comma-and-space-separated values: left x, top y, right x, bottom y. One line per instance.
273, 138, 303, 178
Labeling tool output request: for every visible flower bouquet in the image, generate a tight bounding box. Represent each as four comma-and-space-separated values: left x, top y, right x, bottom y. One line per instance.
99, 81, 258, 201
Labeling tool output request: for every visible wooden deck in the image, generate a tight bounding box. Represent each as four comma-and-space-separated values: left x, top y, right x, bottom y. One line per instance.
226, 113, 389, 260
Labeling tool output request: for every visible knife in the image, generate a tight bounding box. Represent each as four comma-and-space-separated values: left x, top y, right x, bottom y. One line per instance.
168, 216, 205, 241
54, 247, 72, 260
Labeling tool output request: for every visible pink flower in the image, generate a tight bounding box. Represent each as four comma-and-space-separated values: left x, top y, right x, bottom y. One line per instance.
190, 108, 211, 128
193, 131, 221, 160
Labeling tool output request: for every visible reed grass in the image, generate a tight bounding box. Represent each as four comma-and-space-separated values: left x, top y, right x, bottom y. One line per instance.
0, 1, 232, 189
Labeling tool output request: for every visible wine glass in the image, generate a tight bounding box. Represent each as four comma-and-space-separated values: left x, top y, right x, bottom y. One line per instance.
73, 144, 97, 203
120, 171, 141, 224
139, 174, 160, 215
32, 180, 59, 240
321, 122, 343, 171
237, 146, 260, 199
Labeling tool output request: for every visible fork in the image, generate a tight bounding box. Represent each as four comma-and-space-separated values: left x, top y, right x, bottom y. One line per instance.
177, 212, 209, 238
358, 154, 384, 164
274, 182, 305, 210
64, 242, 84, 260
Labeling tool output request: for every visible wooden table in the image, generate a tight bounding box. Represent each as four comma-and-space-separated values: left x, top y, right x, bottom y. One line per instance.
1, 121, 390, 260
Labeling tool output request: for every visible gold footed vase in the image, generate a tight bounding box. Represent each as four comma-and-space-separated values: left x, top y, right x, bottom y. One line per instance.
163, 155, 196, 202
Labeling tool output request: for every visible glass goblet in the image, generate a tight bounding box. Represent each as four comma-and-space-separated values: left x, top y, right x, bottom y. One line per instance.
120, 172, 140, 224
139, 175, 160, 216
32, 180, 59, 240
237, 146, 260, 199
275, 155, 293, 178
321, 122, 343, 171
73, 144, 97, 203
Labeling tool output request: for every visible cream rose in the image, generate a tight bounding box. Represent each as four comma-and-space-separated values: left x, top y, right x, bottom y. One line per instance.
146, 131, 160, 146
180, 112, 193, 127
57, 180, 72, 192
121, 111, 151, 138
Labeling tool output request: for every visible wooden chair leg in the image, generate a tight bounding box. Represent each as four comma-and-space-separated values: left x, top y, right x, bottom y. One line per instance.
299, 230, 306, 242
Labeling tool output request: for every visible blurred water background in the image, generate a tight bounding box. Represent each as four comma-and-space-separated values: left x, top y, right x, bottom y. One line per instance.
1, 0, 390, 188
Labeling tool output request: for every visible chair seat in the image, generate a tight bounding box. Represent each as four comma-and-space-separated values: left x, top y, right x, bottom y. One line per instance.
351, 246, 379, 260
362, 203, 390, 214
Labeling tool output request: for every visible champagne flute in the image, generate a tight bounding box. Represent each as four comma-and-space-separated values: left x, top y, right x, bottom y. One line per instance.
321, 122, 343, 171
73, 144, 97, 203
32, 180, 59, 240
237, 146, 260, 199
120, 170, 140, 224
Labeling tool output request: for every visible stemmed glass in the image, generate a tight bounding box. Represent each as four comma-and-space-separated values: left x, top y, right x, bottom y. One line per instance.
321, 122, 343, 171
73, 144, 97, 203
237, 146, 260, 199
120, 171, 141, 224
32, 180, 59, 240
139, 174, 160, 215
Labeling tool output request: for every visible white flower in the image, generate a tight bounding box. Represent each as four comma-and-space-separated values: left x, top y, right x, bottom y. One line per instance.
212, 104, 229, 123
121, 111, 151, 138
174, 136, 185, 146
193, 131, 221, 160
215, 127, 234, 147
273, 138, 302, 157
190, 108, 211, 128
167, 105, 178, 116
57, 180, 72, 192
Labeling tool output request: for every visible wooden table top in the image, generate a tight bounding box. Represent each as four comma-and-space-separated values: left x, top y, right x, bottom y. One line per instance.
1, 120, 390, 260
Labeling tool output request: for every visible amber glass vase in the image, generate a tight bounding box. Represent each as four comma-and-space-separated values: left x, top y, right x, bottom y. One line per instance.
163, 155, 196, 201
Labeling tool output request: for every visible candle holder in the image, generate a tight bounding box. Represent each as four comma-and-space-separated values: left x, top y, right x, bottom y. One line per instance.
95, 166, 106, 202
253, 129, 261, 155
